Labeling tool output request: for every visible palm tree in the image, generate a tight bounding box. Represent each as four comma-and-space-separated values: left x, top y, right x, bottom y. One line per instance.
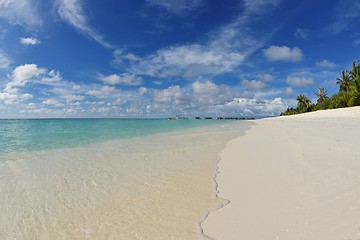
315, 87, 328, 103
336, 70, 352, 92
349, 61, 360, 105
350, 61, 360, 82
297, 94, 312, 113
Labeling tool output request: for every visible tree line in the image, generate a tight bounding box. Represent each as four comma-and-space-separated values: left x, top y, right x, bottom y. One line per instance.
281, 60, 360, 116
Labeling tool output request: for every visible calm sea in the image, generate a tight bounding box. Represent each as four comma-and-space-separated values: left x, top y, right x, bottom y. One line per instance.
0, 118, 222, 154
0, 118, 248, 239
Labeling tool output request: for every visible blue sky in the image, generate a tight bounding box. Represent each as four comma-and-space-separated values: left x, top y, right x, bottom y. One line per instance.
0, 0, 359, 118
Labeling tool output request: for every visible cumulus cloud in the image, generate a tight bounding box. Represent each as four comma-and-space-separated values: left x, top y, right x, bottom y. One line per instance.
42, 98, 65, 107
0, 92, 32, 105
150, 81, 237, 115
216, 97, 287, 117
20, 37, 40, 45
192, 81, 233, 105
56, 0, 114, 49
286, 76, 314, 87
0, 64, 68, 106
98, 73, 143, 86
60, 94, 85, 102
0, 0, 42, 28
315, 59, 338, 69
4, 64, 45, 93
241, 79, 267, 90
263, 45, 303, 62
146, 0, 203, 16
86, 86, 118, 99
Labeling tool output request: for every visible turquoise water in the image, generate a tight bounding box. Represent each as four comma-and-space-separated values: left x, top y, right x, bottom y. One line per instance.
0, 118, 222, 154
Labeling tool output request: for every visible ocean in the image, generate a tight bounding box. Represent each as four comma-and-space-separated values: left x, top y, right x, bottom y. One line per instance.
0, 118, 225, 154
0, 119, 248, 239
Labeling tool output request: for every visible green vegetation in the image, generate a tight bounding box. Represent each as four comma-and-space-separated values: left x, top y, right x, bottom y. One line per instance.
281, 60, 360, 116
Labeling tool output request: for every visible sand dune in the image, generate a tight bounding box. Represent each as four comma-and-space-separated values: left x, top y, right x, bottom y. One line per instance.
203, 107, 360, 240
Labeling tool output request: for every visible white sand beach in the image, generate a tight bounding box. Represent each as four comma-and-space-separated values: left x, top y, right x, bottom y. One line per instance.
203, 106, 360, 240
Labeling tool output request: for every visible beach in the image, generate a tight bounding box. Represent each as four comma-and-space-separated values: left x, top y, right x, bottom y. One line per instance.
0, 120, 247, 239
203, 107, 360, 240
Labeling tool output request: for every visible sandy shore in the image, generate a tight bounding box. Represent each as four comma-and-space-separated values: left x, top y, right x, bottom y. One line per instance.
203, 107, 360, 240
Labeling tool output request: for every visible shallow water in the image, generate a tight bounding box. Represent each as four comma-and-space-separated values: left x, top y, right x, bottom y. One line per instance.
0, 119, 222, 154
0, 121, 248, 239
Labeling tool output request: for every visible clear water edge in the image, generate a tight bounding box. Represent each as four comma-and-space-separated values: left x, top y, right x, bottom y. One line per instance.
0, 119, 249, 239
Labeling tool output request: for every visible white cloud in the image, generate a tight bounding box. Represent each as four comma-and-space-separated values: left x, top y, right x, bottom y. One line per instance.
116, 0, 282, 80
217, 97, 287, 117
0, 92, 18, 104
192, 81, 233, 105
256, 73, 274, 82
130, 44, 245, 78
153, 85, 183, 103
86, 86, 118, 99
241, 79, 267, 90
151, 81, 234, 114
243, 0, 281, 14
60, 94, 85, 102
330, 0, 360, 33
315, 59, 338, 69
42, 98, 64, 107
146, 0, 203, 16
294, 28, 309, 40
4, 64, 45, 93
56, 0, 114, 49
284, 87, 294, 96
138, 87, 147, 95
0, 64, 67, 107
0, 92, 32, 105
0, 0, 42, 28
263, 45, 303, 62
0, 50, 11, 69
20, 37, 40, 45
98, 73, 143, 86
12, 64, 44, 83
286, 76, 314, 87
40, 70, 62, 83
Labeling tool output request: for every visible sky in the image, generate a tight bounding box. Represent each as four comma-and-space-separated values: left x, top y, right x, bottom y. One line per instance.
0, 0, 359, 118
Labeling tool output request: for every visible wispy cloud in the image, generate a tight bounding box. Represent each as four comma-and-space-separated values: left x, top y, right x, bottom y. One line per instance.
56, 0, 114, 49
0, 0, 42, 28
120, 1, 283, 80
146, 0, 204, 16
329, 0, 360, 33
294, 28, 309, 40
242, 0, 281, 15
0, 50, 11, 69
